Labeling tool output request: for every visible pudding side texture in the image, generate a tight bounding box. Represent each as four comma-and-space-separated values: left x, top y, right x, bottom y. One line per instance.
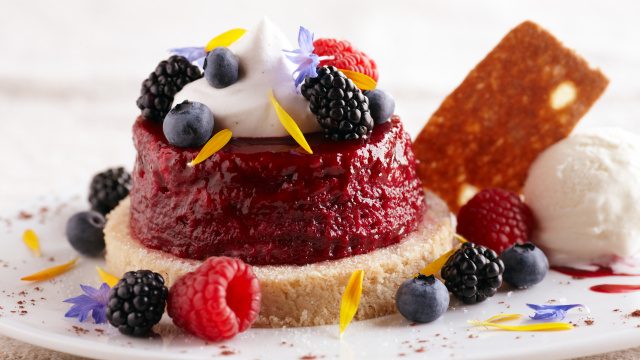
129, 116, 427, 265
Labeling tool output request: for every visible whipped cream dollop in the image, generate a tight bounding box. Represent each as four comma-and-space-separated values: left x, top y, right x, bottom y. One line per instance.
173, 18, 320, 138
523, 128, 640, 268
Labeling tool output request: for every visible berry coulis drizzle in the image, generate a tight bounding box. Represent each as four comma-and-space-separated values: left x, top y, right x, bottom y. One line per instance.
552, 266, 638, 278
552, 266, 640, 294
589, 284, 640, 294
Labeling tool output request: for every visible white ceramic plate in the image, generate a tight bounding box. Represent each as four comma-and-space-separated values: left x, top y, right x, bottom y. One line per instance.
1, 193, 639, 360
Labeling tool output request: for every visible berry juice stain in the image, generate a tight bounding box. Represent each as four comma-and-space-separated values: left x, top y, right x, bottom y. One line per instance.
590, 284, 640, 294
552, 266, 640, 294
552, 266, 639, 278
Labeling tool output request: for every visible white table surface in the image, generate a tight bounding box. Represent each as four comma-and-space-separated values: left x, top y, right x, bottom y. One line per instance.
0, 0, 638, 358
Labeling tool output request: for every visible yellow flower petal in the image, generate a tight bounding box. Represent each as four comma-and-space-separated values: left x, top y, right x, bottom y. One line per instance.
22, 229, 41, 257
268, 89, 313, 154
420, 248, 457, 277
338, 69, 377, 91
21, 258, 78, 282
340, 269, 364, 336
453, 234, 469, 243
188, 129, 233, 167
469, 313, 572, 331
205, 28, 247, 52
469, 320, 573, 332
485, 313, 523, 323
419, 234, 467, 277
96, 266, 119, 287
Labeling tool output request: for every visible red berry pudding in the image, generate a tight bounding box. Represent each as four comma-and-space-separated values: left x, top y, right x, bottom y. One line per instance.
105, 18, 453, 327
130, 116, 425, 265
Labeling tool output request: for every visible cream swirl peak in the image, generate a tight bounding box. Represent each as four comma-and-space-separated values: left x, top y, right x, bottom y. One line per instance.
173, 18, 320, 138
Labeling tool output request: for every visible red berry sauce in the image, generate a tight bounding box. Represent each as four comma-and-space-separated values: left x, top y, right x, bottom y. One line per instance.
129, 116, 426, 265
552, 266, 640, 278
589, 284, 640, 294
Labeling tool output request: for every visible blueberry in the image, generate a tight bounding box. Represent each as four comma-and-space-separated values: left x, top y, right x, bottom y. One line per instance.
66, 211, 106, 257
363, 89, 395, 124
163, 101, 214, 148
395, 274, 449, 323
500, 243, 549, 289
203, 47, 240, 89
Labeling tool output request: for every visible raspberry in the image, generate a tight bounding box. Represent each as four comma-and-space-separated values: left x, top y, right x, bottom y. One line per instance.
313, 38, 378, 82
167, 257, 261, 342
456, 188, 535, 254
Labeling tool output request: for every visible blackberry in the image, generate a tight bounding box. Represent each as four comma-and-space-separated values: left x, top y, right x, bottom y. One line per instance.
441, 242, 505, 304
106, 270, 168, 336
301, 66, 374, 141
136, 55, 202, 122
88, 167, 132, 215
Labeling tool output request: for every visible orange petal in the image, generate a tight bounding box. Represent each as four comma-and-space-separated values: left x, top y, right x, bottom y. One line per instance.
96, 266, 119, 287
268, 89, 313, 154
338, 69, 377, 90
21, 258, 78, 282
339, 269, 364, 336
420, 235, 467, 277
188, 129, 233, 167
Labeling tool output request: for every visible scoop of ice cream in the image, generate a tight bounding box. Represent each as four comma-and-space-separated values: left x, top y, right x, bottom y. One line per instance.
523, 128, 640, 267
173, 18, 320, 138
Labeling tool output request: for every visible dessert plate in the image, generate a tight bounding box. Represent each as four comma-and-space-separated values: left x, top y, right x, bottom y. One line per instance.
1, 193, 639, 360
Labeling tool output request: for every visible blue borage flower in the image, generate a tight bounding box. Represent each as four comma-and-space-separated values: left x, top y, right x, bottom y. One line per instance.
169, 47, 207, 67
63, 283, 110, 324
283, 26, 320, 89
527, 303, 586, 321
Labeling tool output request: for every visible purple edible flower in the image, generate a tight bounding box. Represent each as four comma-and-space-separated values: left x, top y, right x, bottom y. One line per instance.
283, 26, 320, 89
63, 283, 110, 324
169, 47, 207, 67
527, 303, 586, 321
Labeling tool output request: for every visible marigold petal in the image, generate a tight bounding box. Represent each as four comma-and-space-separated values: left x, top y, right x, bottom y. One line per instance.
96, 266, 119, 287
268, 89, 313, 154
188, 129, 233, 167
338, 69, 377, 90
21, 258, 78, 282
420, 234, 467, 277
22, 229, 41, 257
469, 320, 573, 331
485, 313, 523, 323
339, 269, 364, 336
205, 28, 247, 52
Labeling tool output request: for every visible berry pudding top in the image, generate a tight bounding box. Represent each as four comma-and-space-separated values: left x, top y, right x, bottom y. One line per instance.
136, 17, 389, 150
173, 18, 321, 138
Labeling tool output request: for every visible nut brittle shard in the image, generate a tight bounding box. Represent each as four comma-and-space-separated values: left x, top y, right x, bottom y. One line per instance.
414, 20, 609, 211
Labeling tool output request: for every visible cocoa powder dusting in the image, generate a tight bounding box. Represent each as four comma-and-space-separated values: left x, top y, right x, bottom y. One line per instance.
18, 211, 33, 220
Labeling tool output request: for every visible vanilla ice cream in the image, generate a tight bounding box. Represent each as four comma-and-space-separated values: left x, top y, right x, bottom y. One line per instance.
174, 18, 320, 137
523, 128, 640, 267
